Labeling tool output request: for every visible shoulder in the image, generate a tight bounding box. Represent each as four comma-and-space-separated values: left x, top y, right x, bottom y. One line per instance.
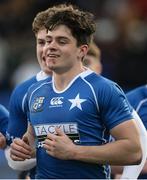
27, 76, 52, 96
82, 72, 127, 107
11, 76, 37, 98
9, 76, 37, 111
11, 71, 51, 100
126, 85, 147, 105
11, 76, 37, 97
83, 72, 120, 94
127, 85, 146, 97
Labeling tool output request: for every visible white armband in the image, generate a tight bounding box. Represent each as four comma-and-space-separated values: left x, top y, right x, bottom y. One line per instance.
121, 110, 147, 179
4, 146, 36, 171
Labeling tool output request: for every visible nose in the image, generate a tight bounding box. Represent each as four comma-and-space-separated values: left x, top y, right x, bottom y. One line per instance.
43, 40, 57, 57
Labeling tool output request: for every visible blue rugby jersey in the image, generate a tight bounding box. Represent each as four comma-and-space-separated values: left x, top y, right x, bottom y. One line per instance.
6, 71, 49, 179
127, 84, 147, 129
26, 69, 133, 179
0, 104, 9, 136
6, 71, 49, 144
127, 84, 147, 179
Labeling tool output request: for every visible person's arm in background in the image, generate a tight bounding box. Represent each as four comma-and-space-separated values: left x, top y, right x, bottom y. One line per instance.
120, 110, 147, 179
5, 146, 36, 171
111, 110, 147, 179
10, 123, 35, 162
6, 85, 29, 145
6, 122, 36, 171
112, 85, 147, 179
0, 104, 9, 149
5, 82, 36, 171
125, 85, 147, 177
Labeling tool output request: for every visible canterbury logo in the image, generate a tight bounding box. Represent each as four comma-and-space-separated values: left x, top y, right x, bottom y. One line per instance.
50, 97, 64, 106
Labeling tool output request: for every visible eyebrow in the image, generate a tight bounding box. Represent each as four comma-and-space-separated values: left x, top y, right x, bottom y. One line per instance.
37, 38, 45, 41
46, 35, 70, 40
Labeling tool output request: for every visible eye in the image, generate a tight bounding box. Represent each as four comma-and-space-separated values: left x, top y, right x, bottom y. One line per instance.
58, 39, 68, 45
37, 40, 45, 46
59, 40, 66, 45
46, 39, 52, 44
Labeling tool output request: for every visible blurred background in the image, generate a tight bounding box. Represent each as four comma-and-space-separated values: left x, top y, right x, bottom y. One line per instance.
0, 0, 147, 178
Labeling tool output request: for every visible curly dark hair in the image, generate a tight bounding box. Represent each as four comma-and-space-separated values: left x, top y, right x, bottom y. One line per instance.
44, 4, 96, 46
32, 4, 78, 34
32, 10, 48, 34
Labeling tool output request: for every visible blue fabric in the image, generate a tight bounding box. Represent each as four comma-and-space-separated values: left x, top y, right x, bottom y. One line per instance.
0, 104, 9, 136
26, 70, 133, 179
127, 84, 147, 179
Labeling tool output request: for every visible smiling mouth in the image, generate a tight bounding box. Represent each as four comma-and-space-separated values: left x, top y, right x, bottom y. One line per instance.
42, 56, 57, 63
47, 54, 59, 58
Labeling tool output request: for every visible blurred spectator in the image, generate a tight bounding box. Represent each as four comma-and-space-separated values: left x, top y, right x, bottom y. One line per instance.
0, 37, 10, 83
0, 0, 146, 94
83, 42, 102, 74
11, 54, 40, 87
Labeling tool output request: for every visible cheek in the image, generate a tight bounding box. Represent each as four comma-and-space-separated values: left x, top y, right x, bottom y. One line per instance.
37, 51, 44, 64
37, 45, 43, 54
63, 50, 75, 59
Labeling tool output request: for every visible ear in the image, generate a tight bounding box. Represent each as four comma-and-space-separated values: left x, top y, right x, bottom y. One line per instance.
78, 44, 89, 60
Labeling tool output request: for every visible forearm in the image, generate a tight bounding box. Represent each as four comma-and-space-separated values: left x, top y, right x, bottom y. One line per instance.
72, 140, 141, 165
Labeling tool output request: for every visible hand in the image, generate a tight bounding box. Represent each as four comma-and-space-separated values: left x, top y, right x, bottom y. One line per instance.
10, 136, 33, 161
43, 128, 76, 160
0, 132, 6, 149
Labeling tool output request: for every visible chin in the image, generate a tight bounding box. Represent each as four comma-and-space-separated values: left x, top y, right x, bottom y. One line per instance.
46, 70, 52, 75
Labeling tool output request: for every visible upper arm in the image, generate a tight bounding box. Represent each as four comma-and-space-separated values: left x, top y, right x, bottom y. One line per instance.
6, 78, 36, 145
6, 89, 28, 144
110, 119, 140, 143
0, 105, 9, 135
99, 83, 133, 130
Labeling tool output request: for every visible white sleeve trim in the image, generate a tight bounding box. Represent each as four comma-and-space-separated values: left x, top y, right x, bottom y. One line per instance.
4, 146, 36, 171
121, 109, 147, 179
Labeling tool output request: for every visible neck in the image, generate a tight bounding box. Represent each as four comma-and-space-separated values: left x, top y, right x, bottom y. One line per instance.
53, 65, 86, 91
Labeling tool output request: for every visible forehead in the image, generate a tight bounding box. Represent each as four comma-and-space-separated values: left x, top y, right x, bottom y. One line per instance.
46, 25, 74, 39
36, 29, 47, 39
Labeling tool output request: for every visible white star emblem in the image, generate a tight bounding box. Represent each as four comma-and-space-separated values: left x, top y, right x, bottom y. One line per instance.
68, 94, 86, 110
